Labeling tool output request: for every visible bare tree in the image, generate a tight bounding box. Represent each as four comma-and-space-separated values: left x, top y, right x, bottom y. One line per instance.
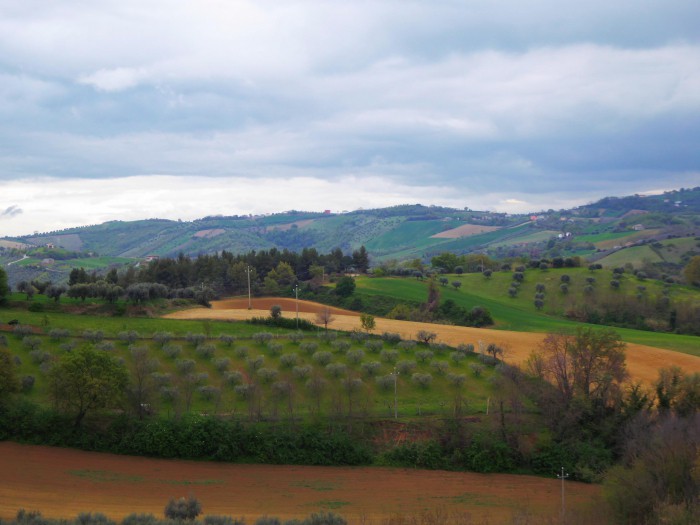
315, 307, 335, 332
527, 327, 627, 407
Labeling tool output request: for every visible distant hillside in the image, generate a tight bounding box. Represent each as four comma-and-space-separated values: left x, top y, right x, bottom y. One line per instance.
2, 187, 699, 286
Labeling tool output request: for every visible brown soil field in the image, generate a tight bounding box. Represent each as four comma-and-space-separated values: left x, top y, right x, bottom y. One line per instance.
431, 224, 501, 239
0, 442, 600, 523
164, 298, 700, 385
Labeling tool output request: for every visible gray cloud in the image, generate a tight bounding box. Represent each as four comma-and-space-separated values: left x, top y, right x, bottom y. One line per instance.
0, 205, 22, 218
0, 1, 698, 235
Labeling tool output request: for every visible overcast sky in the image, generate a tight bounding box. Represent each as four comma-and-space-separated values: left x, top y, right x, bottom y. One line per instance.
1, 1, 699, 237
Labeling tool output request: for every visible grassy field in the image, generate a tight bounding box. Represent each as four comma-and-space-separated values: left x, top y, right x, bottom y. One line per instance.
355, 271, 700, 355
1, 305, 502, 418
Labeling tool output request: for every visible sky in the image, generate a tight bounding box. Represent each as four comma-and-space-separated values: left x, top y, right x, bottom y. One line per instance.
1, 1, 699, 237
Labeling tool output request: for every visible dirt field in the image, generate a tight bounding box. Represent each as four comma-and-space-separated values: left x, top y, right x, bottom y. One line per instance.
431, 224, 501, 239
164, 298, 700, 385
0, 442, 600, 523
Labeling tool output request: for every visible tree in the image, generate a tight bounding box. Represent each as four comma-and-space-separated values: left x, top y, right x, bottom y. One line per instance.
528, 327, 627, 407
270, 304, 282, 319
352, 245, 369, 273
0, 267, 8, 304
48, 347, 129, 427
315, 307, 335, 331
360, 313, 375, 333
334, 276, 355, 297
164, 496, 201, 521
451, 281, 462, 291
685, 255, 700, 286
0, 346, 20, 401
127, 346, 159, 419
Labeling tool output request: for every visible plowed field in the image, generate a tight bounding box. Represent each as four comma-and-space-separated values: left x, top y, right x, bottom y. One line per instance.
0, 442, 600, 523
164, 298, 700, 385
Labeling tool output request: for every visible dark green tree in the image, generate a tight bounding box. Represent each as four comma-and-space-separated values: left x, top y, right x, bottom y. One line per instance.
352, 245, 369, 273
48, 347, 129, 427
0, 267, 8, 304
0, 346, 20, 401
334, 276, 356, 297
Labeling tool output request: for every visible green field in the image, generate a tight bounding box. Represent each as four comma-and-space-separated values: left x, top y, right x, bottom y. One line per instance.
355, 272, 700, 356
1, 302, 501, 418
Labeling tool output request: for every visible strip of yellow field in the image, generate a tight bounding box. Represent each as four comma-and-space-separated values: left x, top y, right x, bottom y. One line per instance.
164, 298, 700, 385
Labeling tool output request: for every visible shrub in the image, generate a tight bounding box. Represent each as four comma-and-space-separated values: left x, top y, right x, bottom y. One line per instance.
396, 360, 416, 374
253, 332, 274, 345
349, 330, 368, 342
380, 349, 399, 363
415, 350, 434, 363
398, 340, 416, 353
96, 341, 115, 352
300, 342, 319, 355
331, 340, 351, 354
22, 336, 42, 351
213, 357, 231, 372
381, 332, 402, 344
280, 353, 299, 368
246, 355, 265, 371
198, 385, 221, 401
160, 386, 178, 402
121, 514, 158, 525
346, 349, 364, 364
234, 346, 249, 358
292, 365, 312, 380
29, 349, 50, 364
364, 340, 383, 354
257, 367, 279, 384
430, 360, 449, 375
375, 374, 395, 392
325, 363, 347, 378
360, 361, 382, 377
82, 330, 104, 343
163, 344, 183, 359
411, 373, 433, 389
450, 351, 465, 365
175, 359, 196, 375
456, 343, 474, 355
312, 351, 332, 366
164, 496, 201, 521
13, 325, 33, 337
21, 375, 35, 393
219, 334, 235, 347
224, 371, 244, 386
267, 342, 284, 356
48, 328, 71, 341
153, 332, 173, 346
75, 512, 115, 525
195, 343, 216, 359
151, 372, 172, 386
118, 330, 140, 345
303, 513, 347, 525
204, 516, 245, 525
447, 373, 466, 387
287, 332, 304, 344
185, 333, 207, 346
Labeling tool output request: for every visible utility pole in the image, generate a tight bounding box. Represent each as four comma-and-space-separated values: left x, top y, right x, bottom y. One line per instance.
557, 466, 569, 521
293, 284, 299, 329
393, 366, 399, 419
246, 266, 252, 309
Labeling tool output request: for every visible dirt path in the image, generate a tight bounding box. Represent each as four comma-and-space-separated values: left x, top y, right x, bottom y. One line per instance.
164, 298, 700, 385
0, 442, 600, 523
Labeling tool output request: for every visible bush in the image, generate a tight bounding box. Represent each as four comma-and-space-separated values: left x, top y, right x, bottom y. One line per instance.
381, 332, 402, 344
396, 360, 416, 374
213, 357, 231, 372
163, 344, 182, 359
312, 351, 332, 366
176, 359, 196, 375
360, 361, 381, 377
325, 363, 347, 378
302, 513, 346, 525
300, 342, 318, 355
346, 349, 364, 364
153, 332, 173, 347
364, 340, 383, 354
267, 342, 284, 356
331, 340, 351, 354
204, 516, 245, 525
224, 371, 244, 386
411, 373, 433, 389
253, 332, 274, 345
397, 340, 416, 353
280, 353, 299, 368
121, 514, 158, 525
185, 333, 207, 346
21, 375, 35, 393
375, 374, 395, 391
164, 496, 201, 521
219, 334, 235, 347
75, 513, 115, 525
196, 343, 216, 359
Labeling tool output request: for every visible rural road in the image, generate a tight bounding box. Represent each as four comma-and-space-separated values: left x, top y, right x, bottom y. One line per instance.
164, 297, 700, 385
